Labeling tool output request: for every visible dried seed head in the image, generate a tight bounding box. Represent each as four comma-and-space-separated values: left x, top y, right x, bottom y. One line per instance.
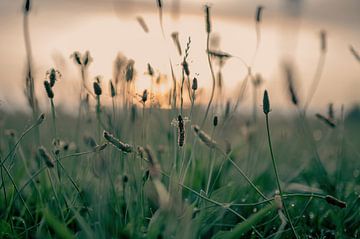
204, 5, 211, 33
283, 63, 299, 106
156, 0, 162, 9
109, 80, 116, 97
83, 51, 92, 67
141, 89, 148, 103
182, 60, 190, 76
192, 125, 217, 149
262, 90, 270, 114
71, 51, 82, 66
171, 32, 182, 55
44, 81, 54, 99
136, 16, 149, 33
207, 50, 232, 59
93, 81, 102, 96
36, 113, 45, 125
38, 146, 54, 168
255, 6, 263, 23
125, 60, 135, 82
177, 115, 185, 147
103, 131, 132, 153
47, 68, 60, 87
315, 113, 336, 128
147, 63, 154, 76
325, 195, 346, 209
213, 116, 218, 127
192, 77, 198, 91
93, 143, 108, 152
320, 30, 327, 53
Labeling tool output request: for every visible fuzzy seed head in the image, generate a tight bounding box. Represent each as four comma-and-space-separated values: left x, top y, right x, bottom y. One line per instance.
103, 131, 132, 153
192, 125, 217, 149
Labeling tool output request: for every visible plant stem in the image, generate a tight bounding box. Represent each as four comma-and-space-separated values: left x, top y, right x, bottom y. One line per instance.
265, 114, 299, 239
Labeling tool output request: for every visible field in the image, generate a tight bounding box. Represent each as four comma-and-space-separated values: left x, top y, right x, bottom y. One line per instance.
1, 0, 360, 238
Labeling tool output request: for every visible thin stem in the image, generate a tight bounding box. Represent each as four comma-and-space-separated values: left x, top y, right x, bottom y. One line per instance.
201, 32, 216, 127
265, 114, 299, 238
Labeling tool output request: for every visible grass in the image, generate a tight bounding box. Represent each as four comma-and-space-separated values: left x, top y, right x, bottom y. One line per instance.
0, 1, 359, 238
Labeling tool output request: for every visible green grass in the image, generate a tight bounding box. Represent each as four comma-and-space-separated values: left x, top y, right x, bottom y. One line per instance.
1, 1, 359, 238
0, 104, 359, 238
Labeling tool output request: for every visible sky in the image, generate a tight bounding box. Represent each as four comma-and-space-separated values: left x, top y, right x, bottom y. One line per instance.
0, 0, 359, 114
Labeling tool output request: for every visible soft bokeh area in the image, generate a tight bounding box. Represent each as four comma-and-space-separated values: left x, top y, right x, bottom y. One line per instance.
0, 0, 359, 114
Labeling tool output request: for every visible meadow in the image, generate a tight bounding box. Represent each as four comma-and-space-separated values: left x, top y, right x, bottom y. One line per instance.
1, 0, 360, 238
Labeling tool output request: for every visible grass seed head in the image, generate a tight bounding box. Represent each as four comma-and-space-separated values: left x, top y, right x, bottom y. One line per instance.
213, 116, 218, 127
147, 63, 154, 76
263, 90, 270, 114
141, 89, 148, 103
204, 5, 211, 33
192, 125, 217, 149
177, 115, 185, 147
109, 80, 116, 97
156, 0, 162, 9
192, 77, 198, 91
83, 51, 92, 67
315, 113, 336, 128
136, 16, 149, 33
125, 59, 135, 82
171, 32, 182, 55
71, 51, 82, 66
256, 6, 264, 23
38, 146, 54, 168
103, 131, 132, 153
24, 0, 31, 13
93, 81, 102, 96
36, 113, 45, 125
182, 60, 190, 76
44, 81, 54, 99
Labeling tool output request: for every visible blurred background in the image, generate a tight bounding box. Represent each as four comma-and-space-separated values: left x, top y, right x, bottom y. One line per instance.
0, 0, 359, 114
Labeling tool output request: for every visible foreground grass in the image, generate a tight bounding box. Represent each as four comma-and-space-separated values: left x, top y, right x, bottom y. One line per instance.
0, 105, 359, 238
